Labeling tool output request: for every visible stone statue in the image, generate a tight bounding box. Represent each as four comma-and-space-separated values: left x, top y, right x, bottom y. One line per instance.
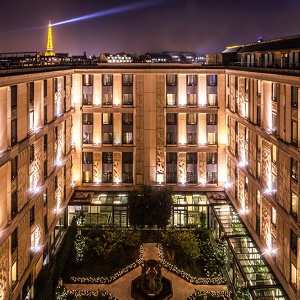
140, 260, 163, 295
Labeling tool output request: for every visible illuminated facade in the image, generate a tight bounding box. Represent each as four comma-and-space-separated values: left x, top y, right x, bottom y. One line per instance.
0, 35, 300, 299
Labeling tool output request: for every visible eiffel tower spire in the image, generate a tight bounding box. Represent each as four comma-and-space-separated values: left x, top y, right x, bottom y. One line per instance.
45, 21, 55, 56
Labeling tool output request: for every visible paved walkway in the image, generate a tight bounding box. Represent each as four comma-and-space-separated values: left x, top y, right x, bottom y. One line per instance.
65, 243, 228, 300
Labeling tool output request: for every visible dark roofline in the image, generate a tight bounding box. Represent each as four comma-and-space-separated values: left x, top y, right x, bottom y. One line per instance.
223, 34, 300, 54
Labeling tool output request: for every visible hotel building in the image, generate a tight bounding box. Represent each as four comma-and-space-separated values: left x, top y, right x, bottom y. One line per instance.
0, 35, 300, 299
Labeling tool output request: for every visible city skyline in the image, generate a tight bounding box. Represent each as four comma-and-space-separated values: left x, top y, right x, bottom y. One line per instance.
1, 0, 300, 56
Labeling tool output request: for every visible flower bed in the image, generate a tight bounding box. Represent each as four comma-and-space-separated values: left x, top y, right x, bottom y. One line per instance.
158, 243, 226, 285
70, 245, 144, 284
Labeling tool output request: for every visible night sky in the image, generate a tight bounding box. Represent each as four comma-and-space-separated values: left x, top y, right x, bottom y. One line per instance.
1, 0, 300, 56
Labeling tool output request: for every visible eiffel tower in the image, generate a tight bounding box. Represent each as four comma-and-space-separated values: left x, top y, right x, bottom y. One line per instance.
44, 21, 55, 56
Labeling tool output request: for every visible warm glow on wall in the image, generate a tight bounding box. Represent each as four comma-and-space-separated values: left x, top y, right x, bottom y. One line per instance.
93, 96, 101, 105
157, 173, 164, 184
219, 133, 227, 145
198, 132, 207, 145
114, 97, 120, 106
179, 97, 186, 106
179, 136, 186, 145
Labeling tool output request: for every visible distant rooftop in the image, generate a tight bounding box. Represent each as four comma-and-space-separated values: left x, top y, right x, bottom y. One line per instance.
223, 34, 300, 54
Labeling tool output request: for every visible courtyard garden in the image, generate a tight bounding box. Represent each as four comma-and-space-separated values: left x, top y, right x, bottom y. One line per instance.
54, 225, 230, 299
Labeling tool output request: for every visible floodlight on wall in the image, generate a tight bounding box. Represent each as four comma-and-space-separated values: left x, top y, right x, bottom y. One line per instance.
238, 208, 250, 215
237, 160, 248, 168
157, 173, 164, 184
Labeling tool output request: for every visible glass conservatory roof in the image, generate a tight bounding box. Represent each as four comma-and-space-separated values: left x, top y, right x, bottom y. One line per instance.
229, 236, 279, 287
213, 204, 248, 236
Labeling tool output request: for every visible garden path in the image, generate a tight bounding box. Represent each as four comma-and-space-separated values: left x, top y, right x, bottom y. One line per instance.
65, 243, 228, 300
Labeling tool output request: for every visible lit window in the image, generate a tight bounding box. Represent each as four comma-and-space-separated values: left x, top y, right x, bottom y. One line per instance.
167, 94, 176, 106
207, 94, 217, 106
291, 192, 298, 220
271, 207, 277, 225
12, 261, 17, 288
291, 263, 297, 289
292, 121, 298, 146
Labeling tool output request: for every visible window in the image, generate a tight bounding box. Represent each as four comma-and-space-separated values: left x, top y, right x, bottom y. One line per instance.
82, 113, 93, 125
207, 94, 217, 106
11, 190, 18, 219
30, 144, 34, 163
272, 83, 278, 101
245, 177, 248, 191
11, 118, 17, 145
291, 157, 298, 182
291, 86, 298, 108
271, 207, 277, 226
30, 206, 34, 226
11, 85, 17, 108
207, 75, 217, 86
82, 152, 93, 183
292, 120, 298, 146
123, 93, 133, 105
122, 113, 133, 125
11, 228, 18, 252
83, 93, 93, 105
102, 93, 113, 106
54, 78, 58, 93
29, 82, 34, 101
166, 74, 177, 86
122, 152, 133, 183
291, 263, 297, 290
207, 114, 217, 125
291, 192, 298, 220
11, 156, 17, 181
166, 152, 177, 184
187, 75, 197, 86
272, 112, 277, 135
257, 106, 261, 126
167, 113, 177, 125
102, 152, 113, 183
187, 113, 197, 125
257, 80, 261, 96
290, 229, 297, 254
102, 113, 113, 144
82, 152, 93, 164
11, 260, 17, 288
187, 94, 197, 106
43, 80, 47, 97
272, 145, 277, 163
122, 113, 133, 144
44, 99, 47, 125
207, 132, 217, 144
102, 74, 113, 86
207, 171, 217, 184
257, 135, 261, 154
167, 93, 176, 106
245, 78, 249, 93
103, 113, 112, 124
186, 153, 197, 183
207, 152, 217, 164
43, 190, 48, 206
122, 74, 133, 85
166, 114, 177, 144
82, 74, 93, 86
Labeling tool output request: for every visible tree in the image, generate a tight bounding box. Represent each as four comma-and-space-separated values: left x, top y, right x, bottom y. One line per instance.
128, 185, 173, 229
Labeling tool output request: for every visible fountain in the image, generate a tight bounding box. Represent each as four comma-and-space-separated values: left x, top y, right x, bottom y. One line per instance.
131, 259, 172, 300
